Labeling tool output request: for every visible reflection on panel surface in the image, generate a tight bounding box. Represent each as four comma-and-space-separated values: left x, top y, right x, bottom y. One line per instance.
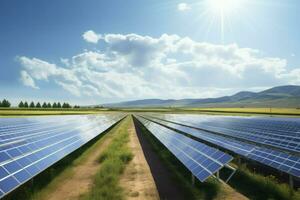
136, 116, 232, 182
141, 114, 300, 178
0, 114, 124, 198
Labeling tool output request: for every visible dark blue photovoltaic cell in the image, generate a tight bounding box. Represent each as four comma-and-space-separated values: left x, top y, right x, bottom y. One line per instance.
136, 116, 232, 182
0, 114, 124, 198
143, 114, 300, 178
148, 114, 300, 153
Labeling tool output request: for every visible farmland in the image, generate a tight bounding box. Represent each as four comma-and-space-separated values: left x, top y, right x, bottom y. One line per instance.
2, 107, 300, 117
0, 108, 110, 116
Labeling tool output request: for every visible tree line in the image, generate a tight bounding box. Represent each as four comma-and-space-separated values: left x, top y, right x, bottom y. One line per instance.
0, 99, 11, 107
18, 101, 76, 108
0, 99, 80, 109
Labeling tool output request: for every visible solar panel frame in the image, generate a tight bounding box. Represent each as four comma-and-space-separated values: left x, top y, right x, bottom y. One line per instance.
135, 116, 233, 182
142, 114, 300, 178
159, 114, 300, 153
0, 114, 124, 198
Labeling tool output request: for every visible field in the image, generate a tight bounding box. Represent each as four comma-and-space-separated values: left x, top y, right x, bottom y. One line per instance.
2, 107, 300, 117
179, 107, 300, 116
0, 108, 111, 116
1, 109, 300, 200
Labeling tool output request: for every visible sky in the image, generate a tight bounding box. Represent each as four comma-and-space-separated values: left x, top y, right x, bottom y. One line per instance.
0, 0, 300, 105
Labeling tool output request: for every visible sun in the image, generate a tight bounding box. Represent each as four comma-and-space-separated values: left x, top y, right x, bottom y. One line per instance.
207, 0, 241, 15
203, 0, 244, 43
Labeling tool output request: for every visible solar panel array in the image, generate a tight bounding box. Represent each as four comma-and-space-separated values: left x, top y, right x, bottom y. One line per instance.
0, 114, 124, 198
148, 114, 300, 153
140, 114, 300, 178
136, 116, 233, 182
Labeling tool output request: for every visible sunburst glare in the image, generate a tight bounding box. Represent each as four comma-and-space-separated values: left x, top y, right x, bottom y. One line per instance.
204, 0, 245, 44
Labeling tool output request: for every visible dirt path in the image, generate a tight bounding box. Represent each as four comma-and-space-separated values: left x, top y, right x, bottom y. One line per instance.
38, 121, 122, 200
133, 118, 187, 200
120, 117, 160, 200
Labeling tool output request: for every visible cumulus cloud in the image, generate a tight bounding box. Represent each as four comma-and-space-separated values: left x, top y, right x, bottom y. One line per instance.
18, 31, 299, 100
20, 70, 39, 89
177, 3, 191, 11
82, 30, 102, 44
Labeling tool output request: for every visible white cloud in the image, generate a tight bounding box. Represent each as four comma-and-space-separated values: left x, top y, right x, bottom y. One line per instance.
278, 68, 300, 85
177, 3, 191, 11
18, 32, 299, 101
20, 70, 39, 89
82, 30, 102, 44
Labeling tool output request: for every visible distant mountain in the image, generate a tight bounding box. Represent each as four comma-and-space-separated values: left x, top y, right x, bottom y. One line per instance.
104, 85, 300, 108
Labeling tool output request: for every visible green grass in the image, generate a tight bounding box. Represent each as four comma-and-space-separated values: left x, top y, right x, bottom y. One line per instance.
2, 107, 299, 117
180, 107, 300, 116
110, 107, 300, 117
223, 164, 300, 200
0, 108, 111, 116
133, 116, 225, 200
80, 116, 133, 200
2, 118, 122, 200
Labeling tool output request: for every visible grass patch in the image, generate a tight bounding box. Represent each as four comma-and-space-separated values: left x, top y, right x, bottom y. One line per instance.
0, 108, 111, 116
109, 107, 300, 117
80, 116, 133, 200
225, 165, 300, 200
133, 116, 224, 200
181, 107, 300, 116
2, 107, 299, 117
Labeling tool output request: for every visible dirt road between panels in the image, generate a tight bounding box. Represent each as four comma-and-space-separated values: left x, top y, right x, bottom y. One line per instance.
35, 120, 124, 200
120, 117, 160, 200
133, 118, 187, 200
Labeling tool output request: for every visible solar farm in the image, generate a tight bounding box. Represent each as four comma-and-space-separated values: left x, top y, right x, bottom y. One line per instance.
0, 112, 300, 200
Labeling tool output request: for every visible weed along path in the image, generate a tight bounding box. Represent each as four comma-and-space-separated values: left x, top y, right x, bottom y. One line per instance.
218, 184, 248, 200
33, 117, 126, 200
80, 115, 160, 200
119, 116, 160, 200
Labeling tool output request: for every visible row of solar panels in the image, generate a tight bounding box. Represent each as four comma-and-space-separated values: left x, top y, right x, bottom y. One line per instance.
0, 114, 124, 198
147, 114, 300, 154
139, 114, 300, 179
135, 116, 233, 182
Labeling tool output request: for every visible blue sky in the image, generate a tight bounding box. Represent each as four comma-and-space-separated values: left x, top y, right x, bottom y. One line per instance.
0, 0, 300, 105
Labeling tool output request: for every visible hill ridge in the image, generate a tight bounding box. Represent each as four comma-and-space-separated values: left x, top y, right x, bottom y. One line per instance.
104, 85, 300, 108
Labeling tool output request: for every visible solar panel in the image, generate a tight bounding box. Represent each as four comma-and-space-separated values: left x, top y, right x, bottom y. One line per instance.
145, 114, 300, 154
0, 114, 124, 198
141, 115, 300, 178
135, 116, 233, 182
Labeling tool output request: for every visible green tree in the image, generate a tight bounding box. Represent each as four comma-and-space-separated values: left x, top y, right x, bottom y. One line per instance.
47, 102, 52, 108
57, 102, 62, 108
53, 102, 57, 108
42, 102, 47, 108
18, 101, 24, 108
24, 101, 29, 108
29, 102, 35, 108
1, 99, 11, 107
36, 102, 41, 108
62, 102, 71, 108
